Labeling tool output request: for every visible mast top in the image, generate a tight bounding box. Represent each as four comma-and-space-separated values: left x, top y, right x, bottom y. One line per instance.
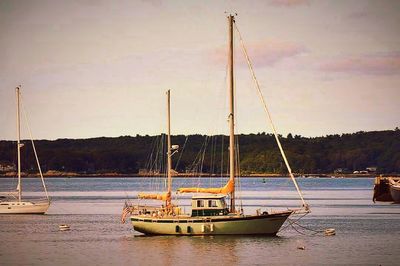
225, 12, 237, 17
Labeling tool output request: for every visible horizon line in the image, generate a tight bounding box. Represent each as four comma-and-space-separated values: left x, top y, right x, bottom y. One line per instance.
0, 127, 398, 142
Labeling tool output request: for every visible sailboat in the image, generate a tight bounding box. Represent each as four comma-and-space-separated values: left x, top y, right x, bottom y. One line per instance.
0, 86, 50, 214
124, 15, 308, 235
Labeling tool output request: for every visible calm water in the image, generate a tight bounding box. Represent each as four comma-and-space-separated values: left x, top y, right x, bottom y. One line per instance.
0, 177, 399, 265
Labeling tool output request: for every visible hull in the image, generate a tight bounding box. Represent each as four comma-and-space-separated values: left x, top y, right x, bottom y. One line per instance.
373, 181, 393, 202
0, 200, 50, 214
389, 184, 400, 203
131, 211, 292, 235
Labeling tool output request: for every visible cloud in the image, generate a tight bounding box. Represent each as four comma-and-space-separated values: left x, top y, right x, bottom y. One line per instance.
211, 39, 307, 68
319, 53, 400, 76
268, 0, 310, 7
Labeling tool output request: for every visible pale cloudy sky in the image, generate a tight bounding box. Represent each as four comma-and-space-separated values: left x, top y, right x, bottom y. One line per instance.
0, 0, 399, 140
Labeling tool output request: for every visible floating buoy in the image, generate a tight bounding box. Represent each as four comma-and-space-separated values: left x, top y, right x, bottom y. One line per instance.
324, 228, 335, 236
59, 224, 70, 231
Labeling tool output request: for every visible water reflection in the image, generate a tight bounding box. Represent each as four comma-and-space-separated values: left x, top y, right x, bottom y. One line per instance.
119, 234, 298, 265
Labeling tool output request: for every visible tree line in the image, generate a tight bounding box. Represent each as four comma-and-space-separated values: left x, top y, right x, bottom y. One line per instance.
0, 129, 399, 175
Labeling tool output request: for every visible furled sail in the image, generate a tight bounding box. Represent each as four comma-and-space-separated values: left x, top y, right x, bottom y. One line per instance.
138, 192, 170, 201
177, 179, 234, 194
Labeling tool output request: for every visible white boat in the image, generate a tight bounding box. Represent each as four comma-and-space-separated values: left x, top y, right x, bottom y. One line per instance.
388, 177, 400, 203
0, 86, 50, 214
123, 15, 309, 235
59, 224, 70, 231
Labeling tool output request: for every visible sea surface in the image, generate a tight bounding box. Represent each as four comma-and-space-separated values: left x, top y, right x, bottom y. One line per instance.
0, 177, 399, 265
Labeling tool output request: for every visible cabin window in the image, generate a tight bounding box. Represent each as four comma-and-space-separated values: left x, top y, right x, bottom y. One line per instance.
197, 200, 204, 207
208, 200, 217, 207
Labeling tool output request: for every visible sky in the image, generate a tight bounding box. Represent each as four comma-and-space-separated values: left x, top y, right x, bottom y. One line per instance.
0, 0, 399, 140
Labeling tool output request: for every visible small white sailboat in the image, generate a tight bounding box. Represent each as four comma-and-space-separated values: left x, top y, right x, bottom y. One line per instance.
123, 15, 309, 235
0, 86, 50, 214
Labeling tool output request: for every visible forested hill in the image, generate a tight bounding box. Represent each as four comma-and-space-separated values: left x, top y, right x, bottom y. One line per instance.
0, 129, 399, 175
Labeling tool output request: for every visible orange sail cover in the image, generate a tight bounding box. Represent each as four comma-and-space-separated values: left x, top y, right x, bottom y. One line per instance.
177, 179, 234, 194
138, 193, 170, 201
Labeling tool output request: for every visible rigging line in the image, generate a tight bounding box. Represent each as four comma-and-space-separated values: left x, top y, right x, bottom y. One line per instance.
153, 136, 161, 172
197, 136, 210, 186
163, 133, 168, 190
142, 136, 155, 194
220, 134, 225, 183
213, 135, 218, 182
199, 137, 208, 176
192, 137, 203, 185
207, 135, 213, 186
208, 136, 215, 185
289, 218, 325, 234
146, 136, 156, 191
147, 135, 160, 192
217, 42, 229, 183
235, 135, 242, 203
209, 135, 214, 177
284, 216, 323, 236
278, 212, 308, 232
153, 134, 164, 192
189, 135, 207, 174
209, 136, 214, 177
188, 141, 200, 171
288, 221, 311, 236
157, 134, 163, 191
212, 136, 218, 177
19, 95, 50, 201
174, 135, 189, 171
146, 135, 159, 171
209, 135, 219, 184
234, 23, 308, 210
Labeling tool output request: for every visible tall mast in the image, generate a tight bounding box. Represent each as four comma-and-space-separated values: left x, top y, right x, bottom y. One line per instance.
16, 86, 22, 202
166, 89, 172, 209
228, 15, 235, 213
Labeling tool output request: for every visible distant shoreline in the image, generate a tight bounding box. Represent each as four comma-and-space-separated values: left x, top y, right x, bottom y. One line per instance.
1, 171, 397, 178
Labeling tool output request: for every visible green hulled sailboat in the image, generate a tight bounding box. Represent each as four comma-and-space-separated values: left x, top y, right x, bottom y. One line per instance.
123, 15, 308, 235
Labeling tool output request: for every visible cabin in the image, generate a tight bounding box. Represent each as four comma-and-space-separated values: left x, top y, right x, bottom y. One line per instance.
191, 195, 229, 217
